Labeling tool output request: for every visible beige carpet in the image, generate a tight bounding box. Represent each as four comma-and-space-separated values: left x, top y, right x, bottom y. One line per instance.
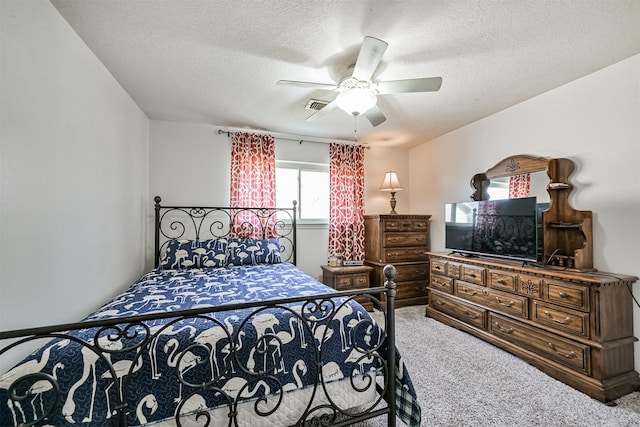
359, 305, 640, 426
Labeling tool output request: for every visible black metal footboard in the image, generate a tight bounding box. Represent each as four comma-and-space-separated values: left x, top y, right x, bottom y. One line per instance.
0, 267, 398, 427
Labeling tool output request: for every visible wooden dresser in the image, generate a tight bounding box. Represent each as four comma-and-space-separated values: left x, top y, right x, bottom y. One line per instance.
364, 214, 431, 307
426, 251, 639, 402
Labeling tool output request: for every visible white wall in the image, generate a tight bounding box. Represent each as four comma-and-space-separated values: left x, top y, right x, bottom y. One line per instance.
149, 121, 333, 280
149, 121, 417, 279
409, 54, 640, 369
0, 0, 149, 351
364, 146, 412, 215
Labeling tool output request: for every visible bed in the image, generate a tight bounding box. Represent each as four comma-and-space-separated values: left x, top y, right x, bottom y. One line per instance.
0, 197, 421, 427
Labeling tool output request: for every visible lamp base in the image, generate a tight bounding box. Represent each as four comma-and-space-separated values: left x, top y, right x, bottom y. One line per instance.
389, 191, 398, 214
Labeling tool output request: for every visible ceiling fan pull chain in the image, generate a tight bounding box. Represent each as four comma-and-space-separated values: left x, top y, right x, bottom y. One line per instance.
354, 114, 357, 143
354, 113, 358, 143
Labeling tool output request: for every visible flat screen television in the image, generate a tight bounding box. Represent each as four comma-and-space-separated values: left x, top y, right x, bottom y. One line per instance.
445, 196, 539, 262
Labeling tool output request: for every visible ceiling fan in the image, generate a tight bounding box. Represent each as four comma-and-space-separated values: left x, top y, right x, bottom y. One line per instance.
277, 36, 443, 127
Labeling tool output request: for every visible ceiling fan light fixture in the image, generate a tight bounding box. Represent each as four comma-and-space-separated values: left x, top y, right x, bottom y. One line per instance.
335, 88, 377, 116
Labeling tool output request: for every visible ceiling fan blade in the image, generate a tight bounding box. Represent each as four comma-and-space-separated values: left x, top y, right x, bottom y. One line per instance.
364, 105, 386, 127
305, 99, 339, 121
376, 77, 443, 94
277, 80, 338, 91
352, 36, 388, 81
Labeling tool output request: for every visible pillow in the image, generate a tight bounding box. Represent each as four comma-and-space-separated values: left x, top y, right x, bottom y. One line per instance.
226, 238, 282, 266
160, 238, 228, 269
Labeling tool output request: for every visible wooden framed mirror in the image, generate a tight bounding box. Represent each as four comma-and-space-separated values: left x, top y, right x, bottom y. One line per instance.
470, 154, 551, 202
469, 154, 594, 271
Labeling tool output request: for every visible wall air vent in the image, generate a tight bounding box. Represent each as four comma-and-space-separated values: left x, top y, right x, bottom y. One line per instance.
305, 99, 329, 111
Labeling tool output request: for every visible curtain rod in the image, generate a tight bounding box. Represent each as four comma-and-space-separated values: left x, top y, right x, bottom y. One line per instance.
216, 127, 366, 147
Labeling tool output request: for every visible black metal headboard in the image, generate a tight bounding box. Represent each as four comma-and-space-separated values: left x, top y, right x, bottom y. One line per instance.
154, 196, 297, 267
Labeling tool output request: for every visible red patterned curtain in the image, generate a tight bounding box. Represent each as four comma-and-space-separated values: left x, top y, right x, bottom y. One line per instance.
230, 132, 276, 237
509, 173, 531, 198
329, 143, 365, 261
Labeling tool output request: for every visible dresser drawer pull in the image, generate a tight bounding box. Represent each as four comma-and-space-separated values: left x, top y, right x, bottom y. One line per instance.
496, 278, 505, 284
434, 299, 446, 306
416, 237, 425, 242
495, 297, 515, 307
495, 322, 513, 334
558, 292, 569, 298
467, 272, 477, 278
547, 342, 576, 359
388, 238, 398, 243
544, 311, 572, 325
434, 265, 442, 270
461, 287, 477, 296
433, 280, 447, 287
464, 310, 479, 320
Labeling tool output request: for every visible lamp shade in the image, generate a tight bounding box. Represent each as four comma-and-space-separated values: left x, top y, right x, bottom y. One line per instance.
379, 171, 403, 192
335, 88, 377, 116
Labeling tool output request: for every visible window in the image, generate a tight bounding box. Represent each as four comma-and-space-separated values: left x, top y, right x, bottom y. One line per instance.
276, 161, 329, 222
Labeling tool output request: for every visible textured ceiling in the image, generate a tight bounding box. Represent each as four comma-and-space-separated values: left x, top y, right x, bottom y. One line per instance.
51, 0, 640, 147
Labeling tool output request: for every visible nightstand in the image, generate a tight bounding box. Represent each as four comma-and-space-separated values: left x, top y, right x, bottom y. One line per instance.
321, 264, 374, 311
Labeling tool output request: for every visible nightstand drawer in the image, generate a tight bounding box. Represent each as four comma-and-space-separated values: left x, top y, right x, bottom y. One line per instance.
352, 273, 369, 288
335, 275, 354, 289
335, 273, 369, 290
321, 265, 372, 291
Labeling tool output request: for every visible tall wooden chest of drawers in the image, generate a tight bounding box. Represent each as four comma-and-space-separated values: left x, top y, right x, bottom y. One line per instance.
426, 251, 639, 402
364, 214, 431, 307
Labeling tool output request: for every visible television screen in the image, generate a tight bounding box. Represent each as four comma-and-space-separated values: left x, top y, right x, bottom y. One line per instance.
445, 197, 538, 262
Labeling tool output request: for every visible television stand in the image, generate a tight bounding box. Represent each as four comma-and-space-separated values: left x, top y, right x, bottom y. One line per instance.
426, 251, 639, 402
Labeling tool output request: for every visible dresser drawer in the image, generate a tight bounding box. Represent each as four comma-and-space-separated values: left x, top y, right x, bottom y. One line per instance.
489, 313, 590, 375
411, 219, 429, 232
489, 270, 517, 292
431, 259, 447, 275
532, 300, 589, 338
462, 265, 485, 285
430, 274, 453, 293
394, 263, 429, 282
456, 281, 528, 319
430, 291, 487, 329
447, 262, 462, 279
396, 281, 428, 300
517, 274, 543, 299
384, 247, 429, 262
543, 279, 589, 311
384, 232, 428, 247
383, 219, 412, 232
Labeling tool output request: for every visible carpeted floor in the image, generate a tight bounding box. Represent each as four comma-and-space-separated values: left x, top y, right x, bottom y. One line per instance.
360, 305, 640, 426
